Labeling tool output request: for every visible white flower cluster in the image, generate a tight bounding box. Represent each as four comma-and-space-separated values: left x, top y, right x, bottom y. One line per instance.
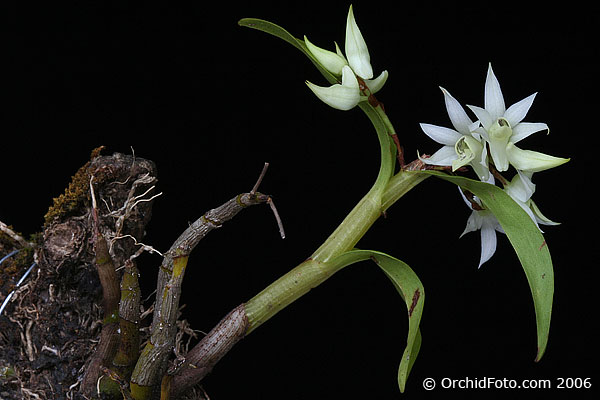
303, 5, 569, 268
420, 65, 569, 267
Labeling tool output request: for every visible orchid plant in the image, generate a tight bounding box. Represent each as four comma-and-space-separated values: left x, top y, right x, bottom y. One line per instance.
237, 4, 569, 395
0, 6, 571, 399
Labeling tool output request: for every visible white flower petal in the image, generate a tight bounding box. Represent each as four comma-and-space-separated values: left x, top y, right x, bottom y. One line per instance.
304, 35, 348, 76
504, 92, 537, 127
506, 142, 570, 172
340, 65, 359, 88
529, 200, 561, 226
305, 66, 360, 111
334, 41, 347, 61
419, 123, 462, 145
508, 194, 541, 230
478, 218, 498, 268
505, 170, 536, 202
467, 105, 494, 131
510, 122, 549, 143
487, 119, 513, 172
472, 155, 490, 182
458, 187, 475, 210
472, 126, 489, 142
460, 210, 482, 237
419, 145, 456, 166
484, 63, 506, 121
364, 70, 388, 94
345, 5, 373, 79
440, 87, 473, 135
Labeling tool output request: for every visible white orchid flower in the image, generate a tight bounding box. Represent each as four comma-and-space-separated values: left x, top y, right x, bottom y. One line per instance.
467, 64, 569, 172
304, 5, 388, 110
458, 181, 503, 268
419, 87, 490, 181
460, 170, 559, 268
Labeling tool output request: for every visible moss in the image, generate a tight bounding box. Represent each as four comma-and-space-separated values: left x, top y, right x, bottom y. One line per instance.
0, 227, 35, 290
43, 146, 106, 226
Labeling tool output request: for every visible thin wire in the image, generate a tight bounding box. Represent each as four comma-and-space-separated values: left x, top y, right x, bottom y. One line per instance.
0, 261, 37, 316
0, 249, 19, 265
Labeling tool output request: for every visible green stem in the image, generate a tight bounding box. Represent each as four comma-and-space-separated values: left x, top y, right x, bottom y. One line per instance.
245, 101, 426, 331
310, 102, 394, 263
382, 171, 429, 212
244, 168, 425, 332
170, 101, 428, 395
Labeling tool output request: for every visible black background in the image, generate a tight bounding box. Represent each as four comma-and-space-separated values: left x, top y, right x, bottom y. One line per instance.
3, 1, 596, 398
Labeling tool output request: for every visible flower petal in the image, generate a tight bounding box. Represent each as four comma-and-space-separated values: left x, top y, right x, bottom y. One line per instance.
365, 70, 388, 94
505, 170, 536, 202
334, 41, 347, 61
484, 63, 506, 121
419, 123, 462, 146
467, 105, 493, 131
478, 217, 498, 268
458, 187, 477, 211
305, 66, 360, 110
504, 92, 537, 127
506, 142, 570, 172
304, 35, 348, 76
487, 119, 513, 172
510, 122, 549, 143
460, 210, 482, 237
472, 151, 490, 182
529, 200, 561, 226
419, 145, 456, 166
440, 87, 474, 135
345, 5, 373, 79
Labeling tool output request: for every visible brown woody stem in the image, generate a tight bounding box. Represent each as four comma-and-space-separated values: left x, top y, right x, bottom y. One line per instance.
81, 229, 121, 395
130, 192, 269, 399
100, 259, 142, 396
168, 305, 249, 398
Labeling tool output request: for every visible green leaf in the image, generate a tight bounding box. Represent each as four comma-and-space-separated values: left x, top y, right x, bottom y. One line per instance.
329, 249, 425, 392
238, 18, 338, 85
415, 170, 553, 361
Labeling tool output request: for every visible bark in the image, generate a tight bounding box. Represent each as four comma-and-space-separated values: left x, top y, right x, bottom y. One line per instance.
130, 192, 269, 398
169, 304, 249, 399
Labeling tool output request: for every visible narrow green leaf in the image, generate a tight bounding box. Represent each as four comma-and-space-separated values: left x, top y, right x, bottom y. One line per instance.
329, 249, 425, 392
238, 18, 338, 84
415, 170, 553, 361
